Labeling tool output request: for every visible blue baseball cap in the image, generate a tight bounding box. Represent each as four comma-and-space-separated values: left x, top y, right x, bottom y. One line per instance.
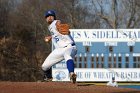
45, 10, 56, 19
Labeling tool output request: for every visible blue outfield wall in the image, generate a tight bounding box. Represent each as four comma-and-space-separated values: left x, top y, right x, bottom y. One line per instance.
75, 42, 140, 68
52, 29, 140, 82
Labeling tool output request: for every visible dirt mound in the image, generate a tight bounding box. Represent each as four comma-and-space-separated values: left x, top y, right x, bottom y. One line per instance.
0, 82, 140, 93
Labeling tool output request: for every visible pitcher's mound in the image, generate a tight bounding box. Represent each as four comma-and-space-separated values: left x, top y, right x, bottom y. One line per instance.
0, 82, 140, 93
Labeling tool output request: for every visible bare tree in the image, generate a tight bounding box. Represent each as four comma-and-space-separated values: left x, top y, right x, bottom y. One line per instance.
89, 0, 140, 29
0, 0, 89, 81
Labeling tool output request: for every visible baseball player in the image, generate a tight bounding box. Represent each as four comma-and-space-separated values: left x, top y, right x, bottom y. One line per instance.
42, 10, 77, 83
107, 77, 118, 87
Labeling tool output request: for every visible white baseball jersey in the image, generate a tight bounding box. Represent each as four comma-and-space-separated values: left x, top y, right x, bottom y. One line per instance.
48, 20, 75, 48
42, 20, 77, 71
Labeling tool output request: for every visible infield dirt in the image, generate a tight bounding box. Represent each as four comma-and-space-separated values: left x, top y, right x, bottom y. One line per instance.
0, 82, 140, 93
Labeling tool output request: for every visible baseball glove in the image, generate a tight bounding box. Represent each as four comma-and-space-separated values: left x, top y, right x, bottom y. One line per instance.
56, 24, 70, 35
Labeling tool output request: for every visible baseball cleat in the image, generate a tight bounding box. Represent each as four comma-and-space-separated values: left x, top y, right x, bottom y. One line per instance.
43, 77, 53, 82
70, 73, 77, 84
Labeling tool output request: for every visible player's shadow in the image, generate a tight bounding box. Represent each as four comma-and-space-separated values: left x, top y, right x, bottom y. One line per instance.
77, 84, 95, 86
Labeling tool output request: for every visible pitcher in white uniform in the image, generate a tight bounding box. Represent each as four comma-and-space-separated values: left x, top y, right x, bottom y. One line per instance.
42, 10, 77, 83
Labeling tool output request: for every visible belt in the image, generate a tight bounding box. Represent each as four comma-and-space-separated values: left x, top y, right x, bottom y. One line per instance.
64, 43, 75, 48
